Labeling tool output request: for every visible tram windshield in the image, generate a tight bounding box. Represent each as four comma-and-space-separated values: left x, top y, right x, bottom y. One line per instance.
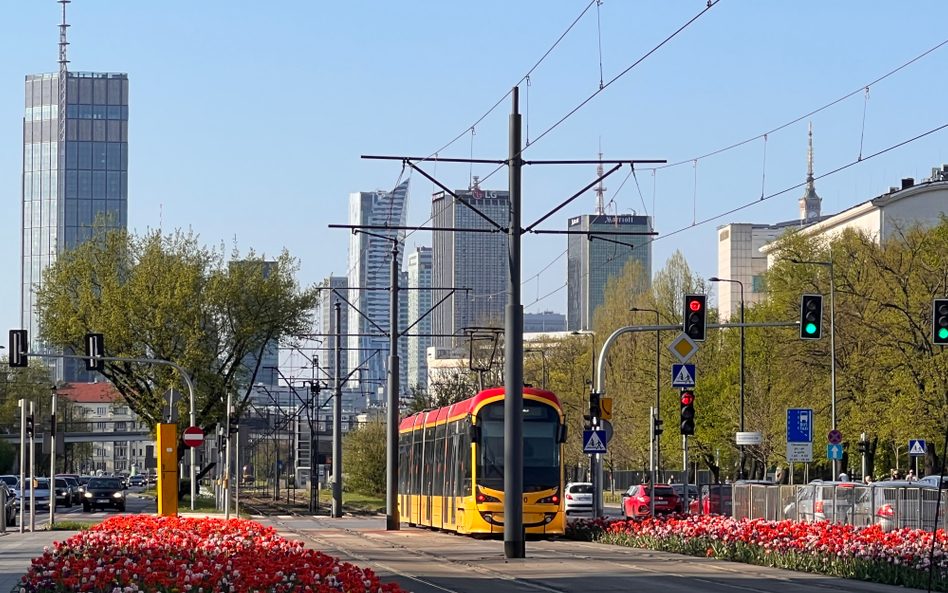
476, 401, 560, 492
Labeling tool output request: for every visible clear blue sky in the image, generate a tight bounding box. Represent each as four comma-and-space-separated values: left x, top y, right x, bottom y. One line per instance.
2, 1, 948, 338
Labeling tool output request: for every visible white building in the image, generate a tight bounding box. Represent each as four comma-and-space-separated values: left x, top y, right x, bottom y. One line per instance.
347, 180, 409, 404
406, 246, 432, 392
717, 124, 824, 318
762, 169, 948, 265
60, 382, 149, 475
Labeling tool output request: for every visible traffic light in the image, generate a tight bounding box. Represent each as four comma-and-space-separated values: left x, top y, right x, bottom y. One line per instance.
588, 392, 601, 426
684, 294, 707, 342
9, 329, 28, 368
25, 415, 34, 437
651, 414, 664, 439
933, 299, 948, 344
680, 390, 695, 435
799, 294, 824, 340
84, 333, 105, 372
228, 414, 239, 435
857, 441, 868, 454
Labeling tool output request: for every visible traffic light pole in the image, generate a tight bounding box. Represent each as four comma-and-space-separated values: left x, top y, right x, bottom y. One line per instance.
18, 400, 26, 533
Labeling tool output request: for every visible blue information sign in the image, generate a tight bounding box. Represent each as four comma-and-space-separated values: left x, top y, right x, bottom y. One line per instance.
909, 439, 926, 457
671, 364, 696, 388
787, 409, 813, 443
827, 444, 844, 460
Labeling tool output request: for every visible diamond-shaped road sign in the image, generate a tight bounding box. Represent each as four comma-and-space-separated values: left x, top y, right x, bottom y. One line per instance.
583, 429, 607, 454
668, 332, 699, 363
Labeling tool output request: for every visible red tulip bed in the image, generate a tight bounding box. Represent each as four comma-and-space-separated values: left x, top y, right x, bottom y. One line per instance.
567, 515, 948, 590
15, 515, 407, 593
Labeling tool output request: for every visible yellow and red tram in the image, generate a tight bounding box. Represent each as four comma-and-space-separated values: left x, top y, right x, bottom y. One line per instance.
397, 386, 567, 536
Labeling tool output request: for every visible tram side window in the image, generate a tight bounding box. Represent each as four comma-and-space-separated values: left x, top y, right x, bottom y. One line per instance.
446, 424, 457, 500
460, 418, 472, 496
434, 423, 445, 497
411, 428, 422, 496
424, 426, 436, 494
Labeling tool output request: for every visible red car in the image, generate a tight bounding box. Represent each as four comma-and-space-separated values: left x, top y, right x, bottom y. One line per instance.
622, 484, 682, 519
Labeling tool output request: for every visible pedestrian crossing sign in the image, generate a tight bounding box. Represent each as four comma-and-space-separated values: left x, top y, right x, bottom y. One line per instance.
671, 364, 696, 388
909, 439, 926, 457
583, 429, 607, 454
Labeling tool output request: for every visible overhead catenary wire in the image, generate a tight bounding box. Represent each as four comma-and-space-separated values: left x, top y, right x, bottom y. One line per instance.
524, 120, 948, 311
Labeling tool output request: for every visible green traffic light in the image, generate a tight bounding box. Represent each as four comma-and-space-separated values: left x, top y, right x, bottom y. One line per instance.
805, 323, 817, 335
939, 328, 948, 340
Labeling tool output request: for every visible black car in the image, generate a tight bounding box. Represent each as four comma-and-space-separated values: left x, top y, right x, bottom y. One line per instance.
0, 477, 16, 526
53, 477, 74, 508
82, 477, 126, 512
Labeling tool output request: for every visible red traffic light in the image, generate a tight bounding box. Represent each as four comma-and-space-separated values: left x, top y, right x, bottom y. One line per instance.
680, 391, 694, 405
688, 299, 702, 312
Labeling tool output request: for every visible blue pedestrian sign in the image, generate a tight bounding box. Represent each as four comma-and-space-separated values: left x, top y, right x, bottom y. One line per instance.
827, 444, 844, 460
583, 429, 607, 454
909, 439, 926, 457
671, 364, 696, 388
787, 409, 813, 443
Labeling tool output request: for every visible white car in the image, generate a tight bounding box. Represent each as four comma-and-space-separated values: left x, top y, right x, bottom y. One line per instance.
564, 482, 594, 516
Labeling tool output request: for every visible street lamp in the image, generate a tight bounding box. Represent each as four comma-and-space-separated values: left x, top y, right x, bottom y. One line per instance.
709, 277, 746, 480
788, 257, 838, 478
524, 349, 547, 390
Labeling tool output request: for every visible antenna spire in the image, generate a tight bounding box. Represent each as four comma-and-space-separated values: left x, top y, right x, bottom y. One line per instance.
594, 140, 607, 215
806, 121, 814, 184
58, 0, 70, 69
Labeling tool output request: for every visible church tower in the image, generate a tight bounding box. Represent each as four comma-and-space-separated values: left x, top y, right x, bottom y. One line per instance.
799, 122, 822, 222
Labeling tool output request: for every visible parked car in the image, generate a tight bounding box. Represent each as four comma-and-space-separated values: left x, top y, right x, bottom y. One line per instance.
129, 475, 146, 487
689, 483, 733, 515
868, 480, 942, 531
919, 475, 947, 489
14, 478, 51, 509
82, 477, 126, 513
563, 482, 594, 515
671, 483, 699, 505
53, 477, 75, 508
622, 484, 682, 520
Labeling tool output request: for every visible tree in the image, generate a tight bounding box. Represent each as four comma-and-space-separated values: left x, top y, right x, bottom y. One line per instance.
342, 421, 387, 496
35, 224, 319, 446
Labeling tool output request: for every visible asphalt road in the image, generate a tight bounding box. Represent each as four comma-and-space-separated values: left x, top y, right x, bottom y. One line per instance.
9, 486, 156, 529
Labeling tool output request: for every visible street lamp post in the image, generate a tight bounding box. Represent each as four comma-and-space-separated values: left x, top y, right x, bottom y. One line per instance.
709, 277, 745, 480
630, 308, 660, 487
789, 257, 837, 478
524, 349, 547, 390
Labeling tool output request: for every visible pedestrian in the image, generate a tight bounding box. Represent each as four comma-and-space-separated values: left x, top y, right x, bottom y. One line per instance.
864, 475, 873, 484
907, 469, 918, 482
667, 476, 675, 485
838, 472, 849, 482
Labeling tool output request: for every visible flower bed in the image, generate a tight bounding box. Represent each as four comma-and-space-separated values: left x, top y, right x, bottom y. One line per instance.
15, 515, 406, 593
566, 515, 948, 590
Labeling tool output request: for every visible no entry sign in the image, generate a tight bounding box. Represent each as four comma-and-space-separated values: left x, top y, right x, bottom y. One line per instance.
183, 426, 205, 448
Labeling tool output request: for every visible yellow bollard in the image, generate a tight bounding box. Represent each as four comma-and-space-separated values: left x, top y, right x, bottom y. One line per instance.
156, 423, 178, 516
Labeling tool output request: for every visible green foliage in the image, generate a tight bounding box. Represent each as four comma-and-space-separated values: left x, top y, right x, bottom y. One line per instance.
0, 438, 14, 474
342, 421, 387, 497
34, 223, 319, 440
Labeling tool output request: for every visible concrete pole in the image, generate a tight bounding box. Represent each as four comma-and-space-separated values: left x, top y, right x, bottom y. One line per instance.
234, 423, 240, 518
504, 86, 525, 559
649, 407, 656, 518
683, 434, 689, 484
332, 302, 343, 518
49, 388, 57, 529
387, 243, 400, 530
19, 399, 26, 533
829, 258, 838, 479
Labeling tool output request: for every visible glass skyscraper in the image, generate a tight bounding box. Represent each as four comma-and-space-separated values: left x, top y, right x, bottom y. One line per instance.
21, 71, 129, 381
567, 214, 652, 331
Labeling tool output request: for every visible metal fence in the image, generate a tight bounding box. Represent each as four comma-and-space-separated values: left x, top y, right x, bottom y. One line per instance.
731, 483, 948, 532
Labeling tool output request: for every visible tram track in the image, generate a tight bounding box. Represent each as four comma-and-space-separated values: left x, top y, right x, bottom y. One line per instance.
240, 497, 566, 593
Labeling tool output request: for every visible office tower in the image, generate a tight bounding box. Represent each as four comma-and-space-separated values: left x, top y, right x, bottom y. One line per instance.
317, 275, 349, 382
21, 67, 130, 382
431, 184, 510, 347
567, 214, 652, 331
406, 246, 432, 391
398, 270, 409, 397
347, 180, 409, 404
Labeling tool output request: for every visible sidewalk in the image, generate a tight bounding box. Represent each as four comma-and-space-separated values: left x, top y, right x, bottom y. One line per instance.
0, 530, 77, 593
